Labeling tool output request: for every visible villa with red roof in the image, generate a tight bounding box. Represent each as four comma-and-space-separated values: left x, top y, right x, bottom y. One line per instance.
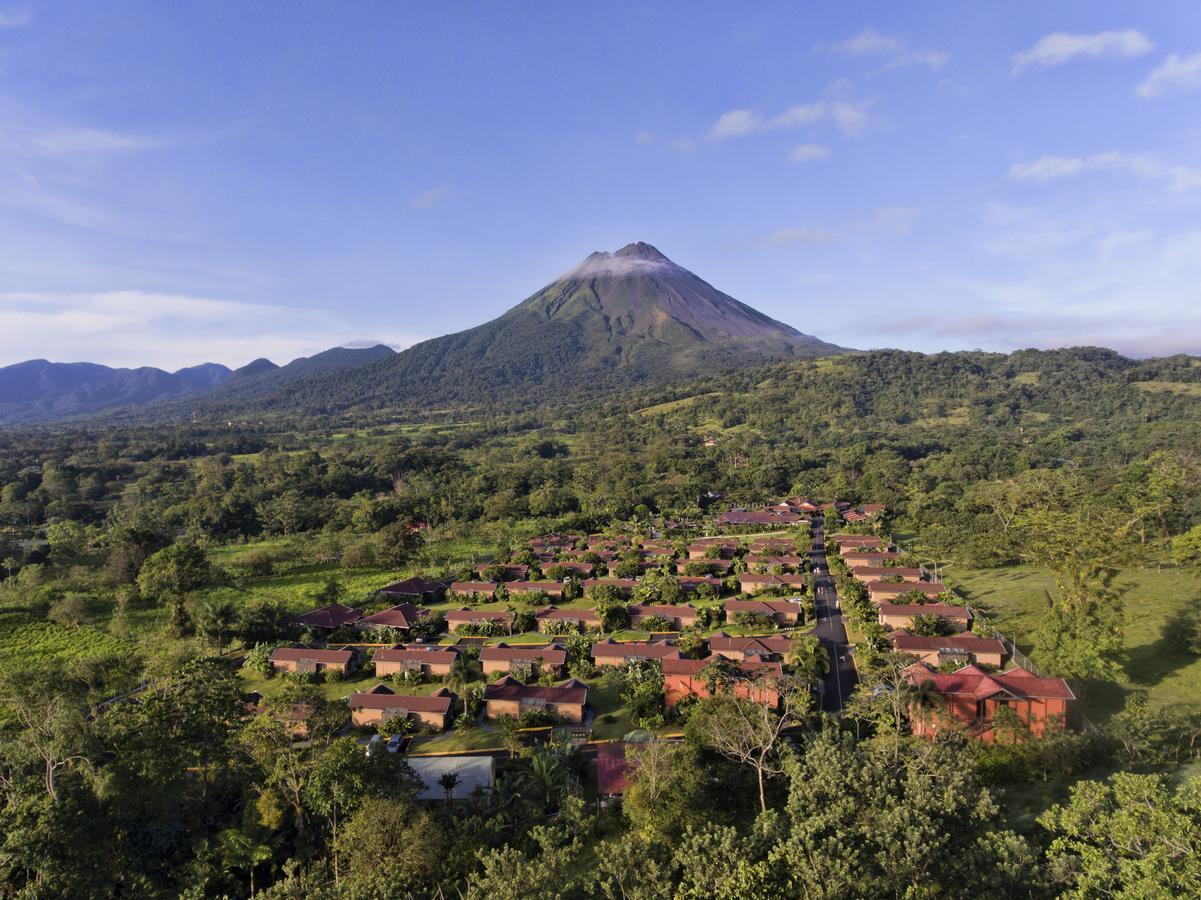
357, 603, 429, 633
445, 608, 513, 633
348, 684, 454, 731
867, 580, 949, 604
293, 603, 363, 634
533, 605, 602, 632
270, 645, 360, 674
628, 604, 700, 630
661, 652, 783, 707
707, 633, 796, 661
373, 644, 461, 678
725, 597, 806, 626
480, 643, 567, 678
591, 638, 678, 667
481, 676, 589, 723
890, 633, 1006, 668
877, 602, 972, 632
904, 663, 1074, 741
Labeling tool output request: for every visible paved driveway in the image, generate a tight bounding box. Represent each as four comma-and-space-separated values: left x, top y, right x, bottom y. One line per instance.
809, 526, 858, 712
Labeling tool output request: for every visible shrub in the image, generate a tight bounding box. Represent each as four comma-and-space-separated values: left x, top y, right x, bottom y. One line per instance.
242, 642, 275, 678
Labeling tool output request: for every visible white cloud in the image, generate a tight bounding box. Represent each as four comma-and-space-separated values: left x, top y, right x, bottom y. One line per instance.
708, 109, 763, 140
0, 290, 422, 369
833, 29, 949, 70
407, 186, 450, 210
788, 143, 831, 162
1011, 30, 1153, 74
761, 227, 836, 245
1137, 52, 1201, 98
635, 130, 656, 144
1008, 152, 1201, 190
707, 89, 873, 142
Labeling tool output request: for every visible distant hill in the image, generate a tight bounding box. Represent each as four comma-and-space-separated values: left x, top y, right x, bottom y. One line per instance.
0, 345, 398, 425
187, 243, 849, 417
0, 359, 235, 424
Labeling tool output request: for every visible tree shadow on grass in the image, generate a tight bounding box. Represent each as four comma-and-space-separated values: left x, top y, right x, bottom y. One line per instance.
1123, 598, 1201, 691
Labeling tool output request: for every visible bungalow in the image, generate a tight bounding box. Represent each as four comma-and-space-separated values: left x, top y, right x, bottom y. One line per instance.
640, 540, 676, 555
480, 643, 568, 678
877, 602, 972, 632
591, 638, 677, 667
904, 663, 1074, 741
686, 539, 739, 560
448, 581, 498, 599
849, 566, 925, 583
844, 550, 902, 565
445, 608, 513, 634
507, 580, 567, 600
738, 573, 807, 596
475, 563, 530, 581
581, 577, 639, 596
715, 509, 804, 527
530, 533, 579, 552
677, 575, 724, 593
357, 603, 429, 633
270, 645, 360, 675
867, 581, 949, 604
293, 603, 363, 634
707, 632, 796, 661
376, 577, 446, 603
661, 652, 782, 707
544, 561, 593, 578
628, 603, 701, 630
373, 644, 461, 678
743, 554, 805, 570
482, 676, 589, 723
836, 538, 888, 558
749, 538, 796, 554
348, 684, 454, 731
890, 633, 1006, 669
725, 597, 805, 626
676, 558, 733, 575
534, 605, 602, 632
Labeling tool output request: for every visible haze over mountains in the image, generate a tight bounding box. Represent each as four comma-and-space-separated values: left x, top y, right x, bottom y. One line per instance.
0, 243, 843, 424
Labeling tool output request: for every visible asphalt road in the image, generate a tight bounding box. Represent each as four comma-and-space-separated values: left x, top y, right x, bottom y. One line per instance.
809, 525, 858, 712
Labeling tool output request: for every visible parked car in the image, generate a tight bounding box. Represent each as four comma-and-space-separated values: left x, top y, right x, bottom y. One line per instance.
365, 734, 383, 757
386, 734, 403, 754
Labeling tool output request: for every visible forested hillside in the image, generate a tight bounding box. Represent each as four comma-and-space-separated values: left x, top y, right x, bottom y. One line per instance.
2, 345, 1201, 897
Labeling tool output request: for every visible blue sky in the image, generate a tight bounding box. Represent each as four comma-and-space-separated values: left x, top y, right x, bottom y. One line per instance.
1, 2, 1200, 369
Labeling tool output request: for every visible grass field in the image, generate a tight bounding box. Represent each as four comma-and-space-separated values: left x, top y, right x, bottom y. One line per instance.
1132, 380, 1201, 398
0, 611, 136, 673
947, 564, 1201, 720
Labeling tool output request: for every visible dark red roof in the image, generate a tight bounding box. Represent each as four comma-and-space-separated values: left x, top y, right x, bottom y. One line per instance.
360, 603, 427, 629
378, 577, 445, 597
480, 644, 567, 665
349, 685, 453, 713
374, 645, 461, 665
891, 633, 1004, 653
877, 602, 970, 619
726, 598, 805, 614
708, 633, 796, 656
662, 652, 782, 678
596, 742, 631, 795
482, 676, 588, 705
534, 605, 600, 621
449, 581, 498, 594
271, 646, 357, 664
446, 608, 512, 623
508, 581, 566, 594
591, 638, 677, 660
868, 580, 946, 595
629, 603, 699, 619
904, 663, 1074, 700
293, 604, 362, 629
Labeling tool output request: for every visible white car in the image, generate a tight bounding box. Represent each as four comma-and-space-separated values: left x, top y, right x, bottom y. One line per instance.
364, 734, 383, 757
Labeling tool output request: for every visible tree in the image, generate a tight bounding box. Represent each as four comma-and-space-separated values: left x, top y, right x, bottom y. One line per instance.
195, 599, 238, 651
622, 740, 707, 842
787, 634, 830, 694
438, 772, 460, 805
1040, 773, 1201, 898
334, 795, 446, 895
446, 649, 482, 695
239, 599, 294, 645
136, 542, 214, 603
685, 676, 806, 813
242, 642, 274, 677
907, 612, 950, 637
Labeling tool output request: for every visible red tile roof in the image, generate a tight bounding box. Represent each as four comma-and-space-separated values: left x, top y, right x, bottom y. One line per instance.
629, 603, 700, 620
482, 676, 588, 705
661, 652, 783, 678
725, 598, 805, 615
449, 581, 498, 594
293, 604, 363, 629
534, 605, 600, 622
591, 638, 677, 660
708, 633, 796, 656
378, 577, 446, 597
890, 633, 1004, 654
904, 663, 1074, 700
446, 608, 512, 623
480, 643, 567, 666
868, 581, 947, 596
349, 685, 454, 713
876, 602, 971, 620
374, 645, 461, 665
359, 603, 427, 629
596, 742, 631, 795
271, 646, 357, 665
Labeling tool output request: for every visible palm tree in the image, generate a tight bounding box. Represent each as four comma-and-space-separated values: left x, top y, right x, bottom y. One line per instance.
437, 772, 461, 806
196, 599, 239, 652
529, 745, 567, 812
446, 651, 482, 695
788, 635, 831, 692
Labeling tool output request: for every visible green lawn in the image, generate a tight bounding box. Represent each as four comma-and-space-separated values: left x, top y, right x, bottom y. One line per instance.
947, 564, 1201, 720
409, 729, 505, 754
586, 677, 636, 740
